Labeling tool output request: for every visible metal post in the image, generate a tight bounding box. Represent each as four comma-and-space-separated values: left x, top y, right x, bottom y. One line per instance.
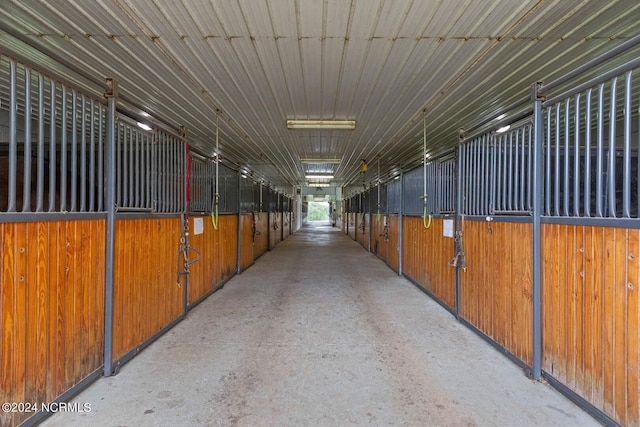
531, 82, 544, 380
8, 59, 18, 212
398, 171, 403, 276
103, 78, 118, 377
237, 171, 242, 273
455, 131, 464, 319
48, 79, 57, 212
22, 67, 32, 212
37, 73, 45, 212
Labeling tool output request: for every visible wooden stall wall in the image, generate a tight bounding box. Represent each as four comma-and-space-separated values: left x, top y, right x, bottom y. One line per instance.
253, 213, 269, 260
220, 215, 239, 277
268, 212, 283, 250
239, 214, 254, 271
386, 215, 400, 272
402, 217, 456, 309
188, 214, 238, 305
542, 224, 639, 426
283, 212, 291, 240
1, 220, 106, 427
348, 212, 356, 240
112, 217, 183, 362
370, 214, 388, 262
356, 214, 369, 249
276, 212, 283, 245
459, 220, 533, 366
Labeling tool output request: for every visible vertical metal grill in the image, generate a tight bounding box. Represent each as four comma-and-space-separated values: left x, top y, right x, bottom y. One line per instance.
542, 65, 640, 218
0, 54, 107, 214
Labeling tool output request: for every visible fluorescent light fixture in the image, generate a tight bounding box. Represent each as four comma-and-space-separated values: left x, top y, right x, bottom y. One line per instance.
300, 158, 341, 164
308, 183, 331, 187
495, 113, 507, 121
137, 122, 152, 131
497, 125, 511, 133
305, 175, 334, 180
287, 120, 356, 130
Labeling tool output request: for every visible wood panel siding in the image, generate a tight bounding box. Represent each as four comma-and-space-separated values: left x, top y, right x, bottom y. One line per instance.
1, 220, 105, 427
348, 213, 356, 240
402, 217, 456, 309
112, 217, 183, 362
253, 213, 269, 260
371, 214, 388, 262
283, 212, 291, 240
542, 225, 639, 426
356, 214, 369, 249
220, 215, 239, 278
459, 220, 533, 366
188, 215, 238, 304
387, 215, 400, 272
240, 214, 254, 271
269, 212, 283, 250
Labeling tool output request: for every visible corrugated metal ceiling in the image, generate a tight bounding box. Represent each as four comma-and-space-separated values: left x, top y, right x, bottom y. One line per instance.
1, 0, 639, 189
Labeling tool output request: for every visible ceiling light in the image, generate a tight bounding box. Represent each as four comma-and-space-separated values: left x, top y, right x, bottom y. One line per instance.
300, 158, 341, 164
287, 120, 356, 130
308, 183, 331, 187
137, 122, 152, 131
495, 113, 507, 121
305, 175, 334, 180
497, 125, 511, 133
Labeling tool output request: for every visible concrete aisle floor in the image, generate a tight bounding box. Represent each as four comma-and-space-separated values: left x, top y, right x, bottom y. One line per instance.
42, 222, 598, 427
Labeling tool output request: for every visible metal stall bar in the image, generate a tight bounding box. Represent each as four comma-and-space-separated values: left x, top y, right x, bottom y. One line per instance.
520, 128, 526, 211
89, 99, 96, 211
584, 89, 592, 217
608, 77, 618, 217
527, 125, 533, 211
507, 132, 514, 211
544, 108, 551, 215
513, 129, 520, 212
455, 140, 463, 319
70, 90, 78, 212
80, 95, 87, 212
103, 78, 117, 377
596, 83, 605, 218
48, 79, 57, 212
554, 104, 560, 216
98, 98, 104, 211
573, 95, 581, 217
623, 71, 632, 218
7, 59, 17, 212
563, 99, 570, 217
36, 73, 45, 212
495, 133, 502, 212
398, 171, 403, 276
22, 67, 32, 212
531, 82, 544, 381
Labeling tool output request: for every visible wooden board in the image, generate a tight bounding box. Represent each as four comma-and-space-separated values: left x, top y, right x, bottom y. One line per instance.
401, 217, 456, 310
542, 225, 639, 426
112, 217, 183, 362
187, 214, 239, 304
386, 215, 400, 272
459, 220, 533, 365
0, 220, 105, 427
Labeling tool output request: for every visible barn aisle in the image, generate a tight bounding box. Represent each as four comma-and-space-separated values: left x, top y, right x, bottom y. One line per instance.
41, 225, 596, 426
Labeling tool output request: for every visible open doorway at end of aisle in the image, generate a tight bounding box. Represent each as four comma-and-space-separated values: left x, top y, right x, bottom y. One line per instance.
306, 201, 331, 228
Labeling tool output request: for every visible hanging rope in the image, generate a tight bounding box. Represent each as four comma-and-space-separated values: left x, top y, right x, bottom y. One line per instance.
377, 157, 381, 222
259, 181, 263, 220
422, 109, 432, 229
211, 111, 220, 230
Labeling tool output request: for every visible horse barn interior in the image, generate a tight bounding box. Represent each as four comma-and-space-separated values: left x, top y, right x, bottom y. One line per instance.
1, 1, 640, 426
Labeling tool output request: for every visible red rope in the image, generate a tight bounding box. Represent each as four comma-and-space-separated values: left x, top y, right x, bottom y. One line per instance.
186, 143, 192, 218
